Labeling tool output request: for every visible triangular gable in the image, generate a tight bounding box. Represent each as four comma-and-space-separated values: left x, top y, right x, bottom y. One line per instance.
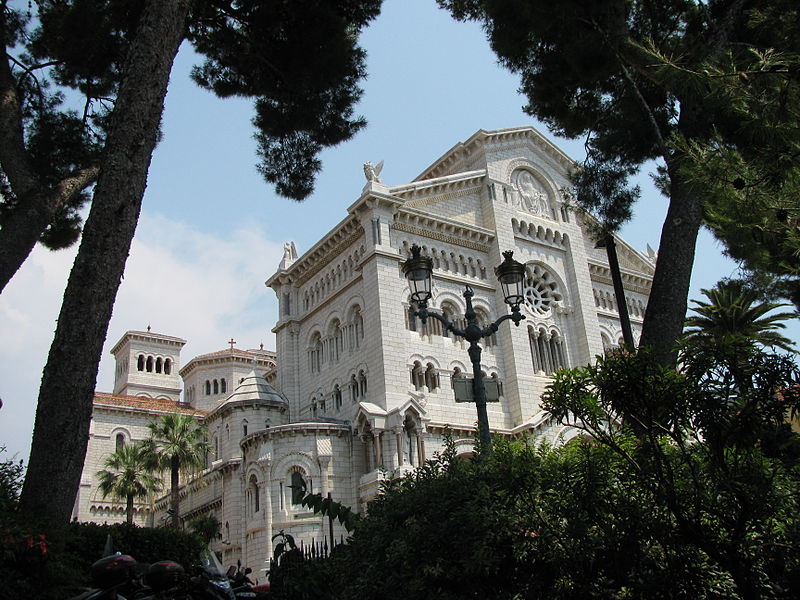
354, 402, 388, 432
413, 127, 573, 183
386, 396, 430, 430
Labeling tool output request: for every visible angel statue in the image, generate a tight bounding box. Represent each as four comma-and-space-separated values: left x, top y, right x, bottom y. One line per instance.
363, 160, 384, 183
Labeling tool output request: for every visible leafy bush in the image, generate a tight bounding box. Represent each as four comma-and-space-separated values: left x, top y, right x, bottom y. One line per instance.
305, 346, 800, 600
1, 513, 205, 600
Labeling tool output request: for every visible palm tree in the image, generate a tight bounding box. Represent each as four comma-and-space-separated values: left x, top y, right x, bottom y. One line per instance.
683, 280, 797, 352
96, 442, 162, 525
141, 413, 210, 528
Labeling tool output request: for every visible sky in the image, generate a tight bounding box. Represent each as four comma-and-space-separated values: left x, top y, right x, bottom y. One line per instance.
1, 0, 797, 462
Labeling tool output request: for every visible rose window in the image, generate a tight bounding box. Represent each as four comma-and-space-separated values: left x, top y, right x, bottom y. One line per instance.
524, 265, 562, 314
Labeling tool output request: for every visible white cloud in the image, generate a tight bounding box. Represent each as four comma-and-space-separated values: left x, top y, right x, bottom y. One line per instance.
0, 211, 283, 462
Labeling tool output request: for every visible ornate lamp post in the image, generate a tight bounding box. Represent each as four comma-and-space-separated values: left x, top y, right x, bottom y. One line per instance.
403, 244, 526, 452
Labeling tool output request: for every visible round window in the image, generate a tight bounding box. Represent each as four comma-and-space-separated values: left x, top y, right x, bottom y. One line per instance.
524, 265, 562, 314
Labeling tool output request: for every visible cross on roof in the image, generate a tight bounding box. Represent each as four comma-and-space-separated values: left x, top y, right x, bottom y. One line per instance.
228, 338, 236, 350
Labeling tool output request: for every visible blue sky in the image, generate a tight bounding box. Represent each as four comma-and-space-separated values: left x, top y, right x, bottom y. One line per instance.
0, 0, 796, 461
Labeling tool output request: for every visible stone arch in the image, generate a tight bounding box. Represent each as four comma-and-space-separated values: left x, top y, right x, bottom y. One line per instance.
504, 159, 560, 198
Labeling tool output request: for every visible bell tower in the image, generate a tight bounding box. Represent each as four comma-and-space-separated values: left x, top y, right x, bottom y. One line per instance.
110, 329, 187, 401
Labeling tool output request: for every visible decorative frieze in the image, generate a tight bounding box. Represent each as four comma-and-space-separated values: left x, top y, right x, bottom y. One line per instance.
392, 222, 490, 253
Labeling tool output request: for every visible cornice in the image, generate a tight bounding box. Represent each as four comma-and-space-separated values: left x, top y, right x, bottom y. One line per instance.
110, 331, 187, 355
588, 263, 652, 295
390, 169, 486, 202
180, 350, 276, 378
265, 217, 364, 289
294, 228, 364, 287
205, 397, 287, 422
414, 127, 574, 182
393, 208, 494, 253
240, 422, 352, 450
181, 497, 223, 522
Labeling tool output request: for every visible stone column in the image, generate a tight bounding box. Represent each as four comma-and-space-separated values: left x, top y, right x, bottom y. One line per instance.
374, 431, 383, 467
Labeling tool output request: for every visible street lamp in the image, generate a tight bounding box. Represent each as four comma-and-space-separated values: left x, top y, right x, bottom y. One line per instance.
402, 244, 526, 452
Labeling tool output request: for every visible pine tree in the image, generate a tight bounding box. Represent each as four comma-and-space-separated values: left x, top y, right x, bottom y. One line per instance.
17, 0, 383, 526
439, 0, 800, 365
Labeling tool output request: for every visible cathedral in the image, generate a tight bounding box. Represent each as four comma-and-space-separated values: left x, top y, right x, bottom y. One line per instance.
74, 126, 655, 573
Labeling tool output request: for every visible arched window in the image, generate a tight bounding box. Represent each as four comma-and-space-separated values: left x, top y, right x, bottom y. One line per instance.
529, 327, 567, 375
155, 357, 163, 373
213, 379, 219, 394
205, 380, 211, 395
309, 333, 323, 373
249, 475, 259, 514
145, 356, 154, 372
137, 355, 145, 371
164, 358, 172, 375
475, 309, 496, 348
331, 320, 343, 362
491, 373, 504, 398
220, 378, 227, 394
354, 306, 364, 347
411, 361, 424, 391
290, 470, 307, 506
359, 370, 367, 396
213, 436, 219, 460
601, 332, 613, 354
406, 302, 418, 332
242, 419, 248, 437
115, 433, 125, 451
441, 302, 458, 339
404, 414, 418, 466
311, 398, 318, 418
425, 364, 439, 391
333, 384, 342, 410
350, 375, 359, 402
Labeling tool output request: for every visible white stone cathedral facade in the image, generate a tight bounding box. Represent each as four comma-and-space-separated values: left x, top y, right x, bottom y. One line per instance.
75, 126, 654, 574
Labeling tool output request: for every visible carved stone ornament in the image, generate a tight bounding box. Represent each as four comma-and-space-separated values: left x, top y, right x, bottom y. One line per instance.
408, 390, 427, 408
363, 160, 384, 183
512, 169, 550, 217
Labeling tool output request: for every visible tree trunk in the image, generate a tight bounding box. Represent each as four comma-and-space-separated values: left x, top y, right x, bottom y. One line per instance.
126, 494, 134, 525
639, 107, 705, 366
0, 173, 98, 294
19, 0, 190, 526
171, 455, 180, 528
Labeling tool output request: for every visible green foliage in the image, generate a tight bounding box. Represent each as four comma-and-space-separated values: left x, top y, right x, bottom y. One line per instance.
141, 413, 210, 527
310, 344, 800, 600
663, 35, 800, 308
439, 0, 800, 359
1, 0, 383, 265
63, 521, 206, 570
188, 513, 220, 545
0, 446, 23, 514
187, 0, 382, 199
0, 518, 205, 600
298, 492, 360, 533
270, 530, 338, 600
569, 156, 641, 238
543, 346, 800, 599
683, 280, 797, 354
96, 442, 162, 525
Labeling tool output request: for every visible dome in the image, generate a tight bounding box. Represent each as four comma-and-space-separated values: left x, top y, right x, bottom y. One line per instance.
224, 370, 288, 407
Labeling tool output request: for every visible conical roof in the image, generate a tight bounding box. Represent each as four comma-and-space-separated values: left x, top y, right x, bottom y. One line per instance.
224, 370, 288, 406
